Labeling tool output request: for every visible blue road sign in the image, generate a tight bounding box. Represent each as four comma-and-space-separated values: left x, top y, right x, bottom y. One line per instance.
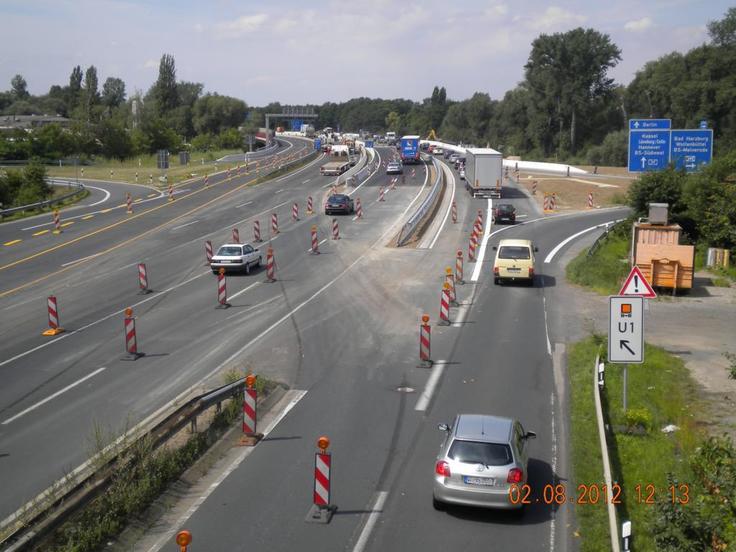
629, 119, 671, 131
670, 129, 713, 173
628, 130, 671, 172
699, 120, 708, 129
365, 139, 374, 148
314, 138, 321, 150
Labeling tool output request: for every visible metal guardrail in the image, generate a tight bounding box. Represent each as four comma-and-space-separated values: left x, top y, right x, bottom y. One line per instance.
0, 180, 85, 217
0, 377, 249, 550
396, 155, 442, 246
587, 220, 624, 257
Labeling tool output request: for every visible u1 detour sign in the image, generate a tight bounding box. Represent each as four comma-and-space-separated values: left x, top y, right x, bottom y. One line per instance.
608, 296, 644, 364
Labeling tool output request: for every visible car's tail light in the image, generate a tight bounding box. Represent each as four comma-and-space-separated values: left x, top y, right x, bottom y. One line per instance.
529, 267, 535, 277
435, 461, 451, 477
507, 468, 523, 483
493, 266, 500, 275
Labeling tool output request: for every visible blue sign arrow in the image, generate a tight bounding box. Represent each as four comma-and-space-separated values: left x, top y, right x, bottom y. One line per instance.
699, 120, 708, 129
670, 129, 713, 173
628, 130, 671, 172
629, 119, 671, 131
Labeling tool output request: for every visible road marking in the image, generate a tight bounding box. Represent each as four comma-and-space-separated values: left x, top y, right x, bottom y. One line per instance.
2, 367, 107, 425
451, 300, 471, 327
470, 198, 494, 282
171, 220, 199, 230
543, 296, 552, 356
61, 253, 101, 267
81, 184, 111, 207
100, 208, 112, 213
306, 238, 327, 253
60, 221, 74, 227
3, 239, 21, 246
224, 294, 280, 321
415, 360, 447, 411
81, 214, 94, 220
147, 193, 158, 198
134, 198, 143, 203
144, 389, 308, 552
33, 230, 49, 236
229, 280, 260, 301
302, 179, 311, 184
352, 491, 389, 552
274, 188, 284, 194
426, 163, 455, 249
544, 220, 622, 263
550, 391, 557, 552
236, 201, 253, 208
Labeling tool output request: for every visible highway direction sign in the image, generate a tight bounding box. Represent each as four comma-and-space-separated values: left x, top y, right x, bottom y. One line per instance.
628, 129, 671, 172
609, 296, 644, 364
619, 266, 657, 298
629, 119, 671, 130
670, 129, 713, 173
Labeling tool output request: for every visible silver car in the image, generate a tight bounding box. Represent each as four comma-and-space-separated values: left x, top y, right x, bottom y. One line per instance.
433, 414, 535, 511
210, 243, 261, 274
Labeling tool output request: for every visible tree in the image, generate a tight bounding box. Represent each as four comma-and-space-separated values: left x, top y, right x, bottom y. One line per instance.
192, 93, 247, 135
707, 7, 736, 47
11, 74, 29, 100
15, 161, 51, 205
82, 65, 99, 120
99, 119, 133, 160
101, 77, 126, 111
68, 65, 83, 110
152, 54, 179, 115
385, 111, 401, 133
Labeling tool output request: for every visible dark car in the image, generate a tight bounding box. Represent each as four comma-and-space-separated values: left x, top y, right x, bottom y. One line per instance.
494, 203, 516, 224
325, 193, 354, 215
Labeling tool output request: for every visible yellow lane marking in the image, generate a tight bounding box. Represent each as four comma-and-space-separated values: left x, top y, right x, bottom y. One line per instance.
134, 198, 143, 203
101, 208, 112, 213
82, 215, 94, 220
147, 193, 158, 198
60, 222, 74, 227
117, 203, 127, 208
33, 230, 49, 236
3, 240, 22, 246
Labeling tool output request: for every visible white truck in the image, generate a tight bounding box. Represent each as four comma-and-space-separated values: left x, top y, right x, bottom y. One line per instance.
464, 148, 503, 198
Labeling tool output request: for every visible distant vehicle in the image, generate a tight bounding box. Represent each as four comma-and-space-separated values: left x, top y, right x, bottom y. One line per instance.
433, 414, 536, 511
325, 194, 355, 215
386, 161, 403, 175
321, 161, 350, 175
444, 149, 453, 159
400, 135, 421, 164
449, 153, 461, 164
454, 157, 466, 170
385, 131, 397, 143
210, 243, 261, 274
494, 204, 516, 224
493, 239, 538, 285
433, 147, 444, 156
465, 148, 503, 198
459, 168, 466, 180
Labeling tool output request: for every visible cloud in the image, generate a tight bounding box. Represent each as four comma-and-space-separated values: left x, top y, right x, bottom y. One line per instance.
624, 17, 653, 32
483, 3, 508, 19
273, 18, 296, 33
526, 6, 587, 31
143, 59, 158, 69
216, 14, 268, 38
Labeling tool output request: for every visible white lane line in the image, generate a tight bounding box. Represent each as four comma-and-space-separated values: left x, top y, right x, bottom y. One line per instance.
451, 300, 471, 328
470, 198, 494, 282
302, 179, 311, 184
0, 271, 209, 369
236, 201, 253, 208
274, 189, 284, 194
550, 391, 557, 552
543, 296, 552, 356
229, 280, 260, 301
348, 149, 383, 196
61, 253, 101, 267
544, 220, 622, 264
81, 184, 112, 207
306, 239, 328, 253
426, 163, 455, 249
171, 220, 199, 230
145, 390, 308, 552
2, 367, 107, 425
224, 294, 281, 321
352, 491, 389, 552
415, 360, 447, 412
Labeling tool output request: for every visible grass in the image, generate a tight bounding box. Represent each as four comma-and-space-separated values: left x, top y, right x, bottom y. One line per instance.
566, 223, 631, 295
568, 336, 701, 552
46, 149, 245, 185
0, 188, 90, 223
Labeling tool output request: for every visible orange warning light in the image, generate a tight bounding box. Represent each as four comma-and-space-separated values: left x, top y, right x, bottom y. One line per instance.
219, 267, 225, 275
445, 267, 453, 275
443, 282, 451, 290
175, 530, 192, 547
245, 374, 256, 389
457, 250, 463, 257
317, 436, 330, 452
124, 307, 133, 317
421, 314, 430, 325
620, 303, 632, 315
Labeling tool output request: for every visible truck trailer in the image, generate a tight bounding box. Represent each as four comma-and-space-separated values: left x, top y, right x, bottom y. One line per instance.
400, 135, 421, 164
464, 148, 503, 198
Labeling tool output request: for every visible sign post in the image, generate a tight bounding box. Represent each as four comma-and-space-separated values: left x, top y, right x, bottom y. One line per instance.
609, 296, 644, 411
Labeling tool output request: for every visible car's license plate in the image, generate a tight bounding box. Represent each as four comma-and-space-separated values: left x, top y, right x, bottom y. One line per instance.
508, 267, 521, 272
464, 476, 496, 486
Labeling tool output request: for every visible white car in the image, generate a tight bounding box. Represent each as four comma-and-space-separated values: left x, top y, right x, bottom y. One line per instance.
459, 168, 466, 180
433, 147, 444, 155
210, 243, 262, 274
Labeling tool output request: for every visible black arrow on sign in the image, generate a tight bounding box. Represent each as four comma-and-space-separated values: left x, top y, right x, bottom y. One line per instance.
620, 340, 635, 355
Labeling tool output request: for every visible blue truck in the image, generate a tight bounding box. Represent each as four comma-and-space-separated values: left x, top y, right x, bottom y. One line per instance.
400, 135, 421, 164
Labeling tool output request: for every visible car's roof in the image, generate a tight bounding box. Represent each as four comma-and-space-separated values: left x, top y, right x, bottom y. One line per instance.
454, 414, 513, 443
498, 238, 532, 247
330, 194, 349, 200
497, 203, 515, 209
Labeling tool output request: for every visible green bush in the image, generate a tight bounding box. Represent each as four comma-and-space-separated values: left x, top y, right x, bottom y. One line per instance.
624, 407, 653, 433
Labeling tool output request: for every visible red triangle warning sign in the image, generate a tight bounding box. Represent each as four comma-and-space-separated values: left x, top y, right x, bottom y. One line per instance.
619, 266, 657, 298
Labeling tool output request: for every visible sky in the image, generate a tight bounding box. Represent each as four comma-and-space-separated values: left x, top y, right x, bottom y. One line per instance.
0, 0, 732, 107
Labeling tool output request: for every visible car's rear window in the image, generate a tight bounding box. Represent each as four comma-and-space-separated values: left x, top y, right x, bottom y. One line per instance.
217, 246, 242, 256
498, 246, 530, 260
448, 440, 512, 466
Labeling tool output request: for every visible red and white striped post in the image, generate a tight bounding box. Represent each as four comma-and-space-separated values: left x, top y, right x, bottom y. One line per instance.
216, 268, 230, 308
552, 193, 557, 211
474, 216, 483, 236
204, 174, 209, 187
237, 163, 241, 175
243, 374, 257, 436
379, 186, 385, 201
439, 282, 451, 325
51, 209, 62, 234
332, 218, 339, 240
588, 191, 593, 208
451, 201, 457, 224
122, 307, 142, 360
168, 183, 174, 202
138, 263, 151, 294
227, 167, 231, 179
253, 220, 262, 242
390, 177, 396, 191
311, 436, 335, 521
419, 314, 431, 366
126, 193, 133, 214
271, 213, 279, 235
331, 184, 337, 196
532, 180, 538, 195
477, 209, 483, 224
445, 267, 458, 306
455, 250, 464, 284
307, 196, 314, 215
468, 232, 478, 262
356, 198, 363, 219
232, 228, 240, 243
42, 295, 64, 336
204, 242, 214, 267
411, 168, 416, 178
310, 225, 320, 254
292, 202, 299, 222
266, 247, 276, 282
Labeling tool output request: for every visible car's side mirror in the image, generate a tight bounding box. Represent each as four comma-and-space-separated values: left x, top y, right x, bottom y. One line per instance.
534, 247, 539, 252
524, 431, 537, 439
492, 246, 498, 250
437, 423, 450, 432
